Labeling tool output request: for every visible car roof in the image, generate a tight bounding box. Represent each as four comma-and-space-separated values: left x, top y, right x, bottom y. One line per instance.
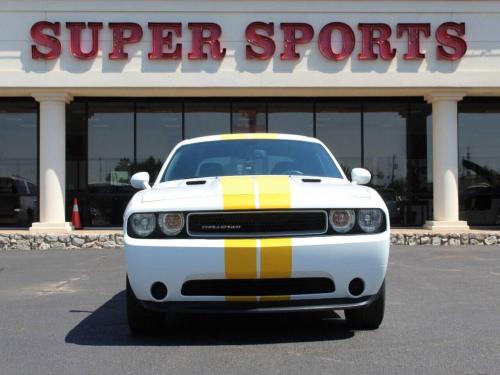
179, 133, 322, 146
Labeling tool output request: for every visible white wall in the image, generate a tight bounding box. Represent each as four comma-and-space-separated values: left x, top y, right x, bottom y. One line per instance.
1, 0, 500, 95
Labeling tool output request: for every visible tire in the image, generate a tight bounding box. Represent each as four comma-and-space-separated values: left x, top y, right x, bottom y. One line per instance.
126, 276, 165, 334
345, 281, 385, 330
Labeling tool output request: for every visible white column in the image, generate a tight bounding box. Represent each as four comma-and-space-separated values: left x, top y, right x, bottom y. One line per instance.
30, 93, 73, 233
424, 92, 469, 231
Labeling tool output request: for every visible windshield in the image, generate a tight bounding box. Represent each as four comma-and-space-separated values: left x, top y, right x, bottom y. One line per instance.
161, 139, 343, 182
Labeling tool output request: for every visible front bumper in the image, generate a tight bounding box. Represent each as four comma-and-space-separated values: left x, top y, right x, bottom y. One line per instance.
125, 232, 390, 305
142, 295, 377, 314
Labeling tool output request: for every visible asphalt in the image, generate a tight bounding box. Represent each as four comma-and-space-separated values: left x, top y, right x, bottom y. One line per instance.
0, 246, 499, 375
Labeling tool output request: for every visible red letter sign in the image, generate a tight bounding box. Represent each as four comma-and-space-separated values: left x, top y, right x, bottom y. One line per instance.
318, 22, 355, 61
246, 22, 275, 60
358, 23, 396, 60
31, 21, 61, 60
397, 23, 430, 60
66, 22, 103, 60
188, 23, 226, 60
148, 23, 182, 60
436, 22, 467, 61
280, 23, 314, 60
108, 23, 143, 60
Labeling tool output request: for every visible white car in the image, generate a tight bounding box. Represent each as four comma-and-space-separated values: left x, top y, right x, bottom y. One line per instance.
124, 133, 390, 333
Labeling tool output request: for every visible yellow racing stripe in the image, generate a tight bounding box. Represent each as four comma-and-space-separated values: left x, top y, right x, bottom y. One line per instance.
220, 176, 255, 210
260, 238, 293, 301
257, 176, 291, 209
220, 133, 279, 140
225, 239, 257, 302
222, 173, 293, 303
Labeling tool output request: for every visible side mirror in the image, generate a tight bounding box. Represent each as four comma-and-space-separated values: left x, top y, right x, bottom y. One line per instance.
351, 168, 371, 185
130, 172, 151, 190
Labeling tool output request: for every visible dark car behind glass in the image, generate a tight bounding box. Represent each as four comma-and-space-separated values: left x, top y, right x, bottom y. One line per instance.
0, 176, 37, 226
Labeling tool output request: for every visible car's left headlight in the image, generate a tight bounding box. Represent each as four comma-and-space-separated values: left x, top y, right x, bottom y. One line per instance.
158, 213, 185, 236
357, 209, 383, 233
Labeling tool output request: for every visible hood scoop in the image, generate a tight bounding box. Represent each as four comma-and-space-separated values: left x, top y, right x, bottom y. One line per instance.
302, 178, 322, 183
186, 180, 207, 185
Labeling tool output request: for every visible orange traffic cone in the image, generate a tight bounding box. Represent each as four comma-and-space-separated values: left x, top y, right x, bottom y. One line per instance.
71, 197, 82, 230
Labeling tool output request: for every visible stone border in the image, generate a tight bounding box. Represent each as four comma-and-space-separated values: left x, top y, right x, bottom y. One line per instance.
391, 232, 498, 246
0, 233, 124, 250
0, 232, 499, 250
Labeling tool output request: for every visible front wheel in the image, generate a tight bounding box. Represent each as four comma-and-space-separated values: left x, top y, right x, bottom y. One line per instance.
126, 276, 165, 334
345, 281, 385, 330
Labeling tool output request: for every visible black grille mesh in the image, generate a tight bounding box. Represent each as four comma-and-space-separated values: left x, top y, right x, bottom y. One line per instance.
187, 211, 327, 237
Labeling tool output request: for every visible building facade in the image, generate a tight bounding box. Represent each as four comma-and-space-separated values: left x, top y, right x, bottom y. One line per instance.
0, 0, 500, 231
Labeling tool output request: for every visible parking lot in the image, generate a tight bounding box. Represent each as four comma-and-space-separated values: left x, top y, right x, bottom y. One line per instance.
0, 246, 499, 375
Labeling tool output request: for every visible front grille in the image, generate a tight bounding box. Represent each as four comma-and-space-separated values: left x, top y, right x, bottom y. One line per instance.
181, 278, 335, 296
187, 210, 328, 238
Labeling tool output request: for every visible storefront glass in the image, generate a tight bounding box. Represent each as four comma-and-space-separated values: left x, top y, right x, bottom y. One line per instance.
316, 101, 362, 175
268, 102, 314, 136
136, 102, 183, 176
184, 102, 230, 138
0, 100, 38, 227
232, 102, 266, 133
87, 102, 135, 226
66, 97, 433, 227
459, 99, 500, 226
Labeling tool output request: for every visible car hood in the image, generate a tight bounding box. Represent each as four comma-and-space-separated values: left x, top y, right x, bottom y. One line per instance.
134, 176, 381, 211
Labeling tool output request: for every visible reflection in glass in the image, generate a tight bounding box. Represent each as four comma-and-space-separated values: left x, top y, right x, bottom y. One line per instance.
0, 101, 38, 227
232, 102, 266, 133
87, 102, 135, 190
66, 102, 87, 192
87, 102, 135, 226
268, 102, 314, 136
364, 101, 432, 226
136, 102, 182, 180
316, 101, 361, 175
364, 102, 407, 226
184, 102, 230, 138
459, 100, 500, 226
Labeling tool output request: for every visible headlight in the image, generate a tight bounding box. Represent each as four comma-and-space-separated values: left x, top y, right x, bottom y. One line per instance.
130, 213, 156, 237
357, 209, 383, 233
158, 213, 185, 236
329, 209, 356, 233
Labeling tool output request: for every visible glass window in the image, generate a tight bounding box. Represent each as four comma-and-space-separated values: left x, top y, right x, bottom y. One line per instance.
184, 102, 230, 138
459, 100, 500, 226
268, 102, 313, 136
232, 102, 266, 133
407, 102, 433, 226
136, 102, 182, 180
364, 102, 408, 226
363, 101, 432, 226
162, 139, 343, 181
0, 101, 38, 227
87, 102, 135, 191
66, 102, 87, 192
316, 101, 362, 175
87, 102, 135, 226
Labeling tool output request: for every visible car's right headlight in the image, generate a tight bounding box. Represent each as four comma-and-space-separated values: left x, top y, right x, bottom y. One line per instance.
357, 209, 383, 233
130, 213, 156, 237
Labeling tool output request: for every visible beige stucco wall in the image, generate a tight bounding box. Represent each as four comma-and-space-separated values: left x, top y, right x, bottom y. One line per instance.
0, 0, 500, 96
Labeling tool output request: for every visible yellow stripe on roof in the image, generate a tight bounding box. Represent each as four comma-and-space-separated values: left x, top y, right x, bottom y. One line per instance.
220, 133, 279, 140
